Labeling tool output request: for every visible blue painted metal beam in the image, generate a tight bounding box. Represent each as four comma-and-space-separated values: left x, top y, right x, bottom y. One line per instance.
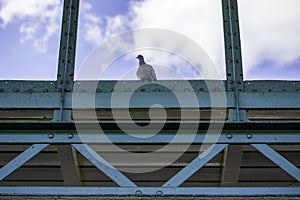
252, 144, 300, 182
163, 144, 228, 187
0, 187, 299, 196
1, 91, 300, 109
72, 144, 137, 187
0, 133, 300, 144
0, 144, 49, 181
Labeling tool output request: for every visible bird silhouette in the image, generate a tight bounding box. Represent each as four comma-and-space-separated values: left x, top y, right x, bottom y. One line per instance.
136, 55, 157, 81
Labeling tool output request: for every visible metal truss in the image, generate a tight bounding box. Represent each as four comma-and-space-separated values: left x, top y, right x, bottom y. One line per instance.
0, 0, 300, 197
0, 129, 300, 196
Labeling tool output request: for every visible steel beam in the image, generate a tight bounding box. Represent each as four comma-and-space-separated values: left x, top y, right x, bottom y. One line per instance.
252, 144, 300, 182
0, 132, 300, 144
0, 187, 299, 196
72, 144, 137, 187
57, 145, 81, 186
1, 91, 300, 109
163, 144, 228, 187
221, 145, 243, 186
0, 144, 49, 181
56, 0, 79, 92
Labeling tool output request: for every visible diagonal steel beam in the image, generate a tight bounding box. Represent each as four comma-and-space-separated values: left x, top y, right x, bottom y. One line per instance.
72, 144, 136, 187
163, 144, 228, 187
252, 144, 300, 182
0, 144, 49, 181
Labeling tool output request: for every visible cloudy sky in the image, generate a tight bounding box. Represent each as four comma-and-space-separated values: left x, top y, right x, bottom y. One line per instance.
0, 0, 299, 80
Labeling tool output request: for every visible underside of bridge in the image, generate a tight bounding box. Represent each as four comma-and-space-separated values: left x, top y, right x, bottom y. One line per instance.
0, 0, 300, 197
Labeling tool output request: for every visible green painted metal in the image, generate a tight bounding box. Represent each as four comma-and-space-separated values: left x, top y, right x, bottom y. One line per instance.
0, 0, 300, 197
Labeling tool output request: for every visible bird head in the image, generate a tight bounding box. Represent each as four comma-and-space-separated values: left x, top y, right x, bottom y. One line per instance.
136, 55, 144, 60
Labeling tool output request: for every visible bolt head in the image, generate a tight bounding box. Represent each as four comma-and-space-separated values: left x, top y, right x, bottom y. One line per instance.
68, 133, 74, 139
48, 133, 54, 139
226, 134, 233, 139
246, 133, 253, 139
135, 190, 142, 195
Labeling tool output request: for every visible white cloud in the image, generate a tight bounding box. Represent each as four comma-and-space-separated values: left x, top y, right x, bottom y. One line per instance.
238, 0, 300, 74
80, 0, 300, 80
80, 0, 225, 79
0, 0, 62, 53
79, 2, 103, 45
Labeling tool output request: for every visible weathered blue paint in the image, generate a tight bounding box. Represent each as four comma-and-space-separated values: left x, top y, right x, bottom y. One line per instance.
252, 144, 300, 182
0, 144, 49, 181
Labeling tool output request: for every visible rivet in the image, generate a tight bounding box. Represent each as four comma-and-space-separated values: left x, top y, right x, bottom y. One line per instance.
246, 133, 253, 139
13, 88, 19, 92
68, 133, 74, 139
48, 133, 54, 139
135, 190, 142, 195
226, 134, 233, 139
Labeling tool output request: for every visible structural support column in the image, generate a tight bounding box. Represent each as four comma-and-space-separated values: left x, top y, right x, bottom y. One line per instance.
221, 0, 244, 186
56, 0, 81, 186
222, 0, 244, 121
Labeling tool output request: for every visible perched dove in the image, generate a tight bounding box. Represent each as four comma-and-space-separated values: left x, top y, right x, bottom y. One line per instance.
136, 55, 157, 81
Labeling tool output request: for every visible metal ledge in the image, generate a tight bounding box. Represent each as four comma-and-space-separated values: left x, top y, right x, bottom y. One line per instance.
0, 187, 299, 196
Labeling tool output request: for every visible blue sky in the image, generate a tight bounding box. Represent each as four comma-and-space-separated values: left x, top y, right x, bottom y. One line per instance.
0, 0, 299, 80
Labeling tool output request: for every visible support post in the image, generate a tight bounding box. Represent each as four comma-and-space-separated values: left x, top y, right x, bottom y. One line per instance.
55, 0, 81, 186
220, 145, 243, 186
57, 145, 81, 186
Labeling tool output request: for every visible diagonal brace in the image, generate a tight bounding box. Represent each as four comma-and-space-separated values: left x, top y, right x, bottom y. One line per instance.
0, 144, 49, 181
72, 144, 136, 187
252, 144, 300, 182
163, 144, 228, 187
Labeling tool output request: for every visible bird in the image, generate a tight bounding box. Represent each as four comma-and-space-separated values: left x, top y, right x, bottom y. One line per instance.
136, 55, 157, 81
